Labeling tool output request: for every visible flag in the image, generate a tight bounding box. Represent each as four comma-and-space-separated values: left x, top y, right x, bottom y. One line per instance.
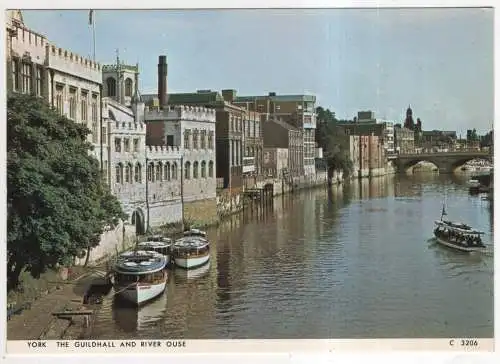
89, 10, 94, 25
441, 205, 447, 217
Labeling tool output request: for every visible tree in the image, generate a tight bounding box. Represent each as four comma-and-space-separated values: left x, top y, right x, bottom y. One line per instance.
7, 93, 126, 291
315, 106, 353, 180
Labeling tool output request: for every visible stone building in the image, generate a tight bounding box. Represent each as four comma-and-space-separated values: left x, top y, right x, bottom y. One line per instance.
143, 88, 246, 191
233, 92, 317, 176
6, 10, 104, 165
262, 118, 303, 179
241, 110, 263, 187
103, 96, 183, 229
102, 59, 139, 107
143, 56, 217, 223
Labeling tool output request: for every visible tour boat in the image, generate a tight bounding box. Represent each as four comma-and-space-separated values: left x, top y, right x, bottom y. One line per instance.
433, 205, 487, 253
112, 250, 168, 305
137, 237, 173, 266
172, 234, 210, 269
183, 228, 208, 238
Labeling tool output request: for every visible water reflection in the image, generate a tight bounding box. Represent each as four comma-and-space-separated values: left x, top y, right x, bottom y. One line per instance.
92, 174, 493, 339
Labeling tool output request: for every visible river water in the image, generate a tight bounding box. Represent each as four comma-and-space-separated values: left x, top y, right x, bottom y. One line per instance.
91, 174, 494, 339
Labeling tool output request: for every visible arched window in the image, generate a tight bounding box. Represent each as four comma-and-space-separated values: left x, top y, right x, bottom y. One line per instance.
125, 163, 132, 183
156, 162, 163, 181
134, 163, 142, 183
208, 161, 214, 178
147, 162, 155, 182
193, 161, 199, 179
172, 162, 178, 180
201, 161, 206, 178
106, 77, 116, 97
164, 162, 171, 181
115, 163, 123, 184
184, 161, 191, 180
125, 78, 133, 97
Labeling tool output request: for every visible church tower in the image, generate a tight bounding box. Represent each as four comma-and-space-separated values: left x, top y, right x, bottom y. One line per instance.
102, 51, 139, 107
404, 105, 415, 130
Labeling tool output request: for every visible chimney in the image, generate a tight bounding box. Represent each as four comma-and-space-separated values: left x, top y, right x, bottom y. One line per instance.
221, 89, 237, 103
157, 55, 168, 108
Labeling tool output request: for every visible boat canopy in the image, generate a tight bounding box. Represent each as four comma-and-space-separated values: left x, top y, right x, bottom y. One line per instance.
434, 220, 485, 235
114, 250, 167, 274
144, 234, 172, 242
173, 237, 209, 249
138, 240, 172, 249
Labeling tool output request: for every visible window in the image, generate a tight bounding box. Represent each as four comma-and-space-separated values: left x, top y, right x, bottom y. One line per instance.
134, 163, 142, 183
125, 163, 132, 183
114, 138, 121, 152
147, 162, 155, 182
55, 85, 64, 115
35, 66, 42, 96
184, 130, 190, 149
208, 161, 214, 178
166, 135, 174, 147
192, 130, 199, 149
200, 130, 206, 149
201, 161, 206, 178
231, 140, 235, 166
91, 95, 98, 122
171, 162, 178, 180
101, 126, 107, 145
156, 162, 163, 181
92, 122, 98, 144
184, 161, 191, 180
193, 161, 199, 179
68, 88, 76, 120
21, 63, 31, 94
115, 163, 123, 184
208, 131, 214, 149
106, 77, 116, 97
133, 138, 139, 152
80, 91, 88, 121
123, 138, 130, 152
11, 59, 20, 91
125, 78, 133, 97
164, 162, 171, 181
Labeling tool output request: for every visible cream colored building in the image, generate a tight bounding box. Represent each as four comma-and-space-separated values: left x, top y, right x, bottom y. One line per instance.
6, 10, 104, 164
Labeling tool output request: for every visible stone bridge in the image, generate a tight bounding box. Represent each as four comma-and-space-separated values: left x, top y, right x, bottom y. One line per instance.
394, 151, 492, 173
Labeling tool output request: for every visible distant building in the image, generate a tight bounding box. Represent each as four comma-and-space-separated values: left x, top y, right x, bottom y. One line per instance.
233, 92, 317, 176
394, 125, 415, 154
262, 148, 289, 178
262, 118, 303, 179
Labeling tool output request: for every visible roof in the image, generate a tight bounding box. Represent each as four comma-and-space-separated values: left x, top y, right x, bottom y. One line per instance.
142, 92, 225, 106
235, 94, 316, 103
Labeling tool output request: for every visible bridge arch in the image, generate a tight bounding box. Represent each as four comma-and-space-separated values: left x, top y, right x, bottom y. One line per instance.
399, 159, 442, 173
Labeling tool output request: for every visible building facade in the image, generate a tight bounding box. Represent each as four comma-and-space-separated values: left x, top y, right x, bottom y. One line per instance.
262, 119, 303, 180
6, 10, 104, 164
233, 92, 317, 176
394, 125, 415, 154
242, 110, 264, 185
145, 104, 217, 222
262, 148, 289, 178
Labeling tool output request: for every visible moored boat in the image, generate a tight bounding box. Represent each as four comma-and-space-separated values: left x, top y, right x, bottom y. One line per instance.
183, 228, 208, 238
433, 205, 487, 253
137, 237, 173, 266
172, 234, 210, 269
112, 250, 168, 305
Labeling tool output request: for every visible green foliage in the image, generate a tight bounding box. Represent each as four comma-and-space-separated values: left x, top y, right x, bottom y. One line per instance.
7, 93, 126, 290
315, 106, 353, 177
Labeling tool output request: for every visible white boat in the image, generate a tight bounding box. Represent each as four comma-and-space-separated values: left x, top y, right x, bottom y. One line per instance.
183, 228, 208, 238
467, 179, 481, 188
172, 235, 210, 269
433, 205, 487, 253
112, 250, 168, 305
137, 238, 173, 266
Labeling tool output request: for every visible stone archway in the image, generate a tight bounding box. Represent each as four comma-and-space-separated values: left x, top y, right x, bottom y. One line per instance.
131, 208, 146, 235
401, 159, 441, 173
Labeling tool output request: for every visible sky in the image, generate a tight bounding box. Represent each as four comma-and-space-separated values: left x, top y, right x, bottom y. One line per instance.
21, 7, 494, 136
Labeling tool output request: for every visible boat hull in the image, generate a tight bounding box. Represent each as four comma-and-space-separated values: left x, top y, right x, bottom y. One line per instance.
115, 281, 167, 306
434, 236, 486, 253
174, 254, 210, 269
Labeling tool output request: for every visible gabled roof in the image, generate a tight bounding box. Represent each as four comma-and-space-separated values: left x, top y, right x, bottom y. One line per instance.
267, 118, 299, 132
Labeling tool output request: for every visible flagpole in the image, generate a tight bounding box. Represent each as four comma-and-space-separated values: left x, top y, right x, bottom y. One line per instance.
89, 10, 96, 62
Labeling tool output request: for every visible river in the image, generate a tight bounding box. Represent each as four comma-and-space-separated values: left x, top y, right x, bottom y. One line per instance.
90, 173, 494, 339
